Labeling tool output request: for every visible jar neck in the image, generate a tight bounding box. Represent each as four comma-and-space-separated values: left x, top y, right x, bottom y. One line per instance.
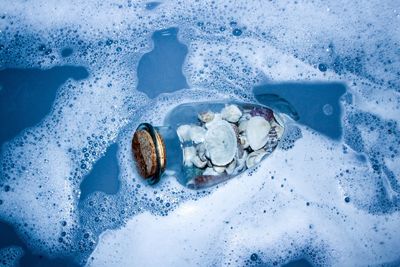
154, 125, 183, 178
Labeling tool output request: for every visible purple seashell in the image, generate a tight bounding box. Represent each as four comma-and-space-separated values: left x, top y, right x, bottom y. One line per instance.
250, 107, 275, 121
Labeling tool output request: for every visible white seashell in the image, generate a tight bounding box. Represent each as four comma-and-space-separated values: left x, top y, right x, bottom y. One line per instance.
177, 125, 192, 142
239, 135, 249, 149
196, 143, 207, 161
213, 165, 226, 173
238, 120, 248, 133
234, 150, 247, 174
203, 167, 219, 176
221, 104, 242, 123
183, 146, 197, 167
271, 121, 284, 139
246, 116, 271, 150
226, 159, 236, 175
205, 120, 237, 166
192, 156, 207, 168
198, 111, 215, 123
205, 113, 222, 129
189, 125, 206, 144
246, 150, 268, 169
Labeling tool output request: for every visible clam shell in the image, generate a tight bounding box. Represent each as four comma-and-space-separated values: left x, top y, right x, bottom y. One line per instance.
246, 116, 271, 150
221, 104, 242, 123
205, 120, 237, 166
246, 150, 268, 169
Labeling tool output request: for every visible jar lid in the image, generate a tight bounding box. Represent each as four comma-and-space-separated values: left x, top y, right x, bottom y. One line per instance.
131, 123, 166, 184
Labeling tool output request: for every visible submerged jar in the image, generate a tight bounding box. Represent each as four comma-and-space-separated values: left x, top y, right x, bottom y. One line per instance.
131, 101, 285, 189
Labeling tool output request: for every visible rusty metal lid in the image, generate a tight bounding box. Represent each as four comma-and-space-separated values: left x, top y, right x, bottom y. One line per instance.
131, 123, 166, 185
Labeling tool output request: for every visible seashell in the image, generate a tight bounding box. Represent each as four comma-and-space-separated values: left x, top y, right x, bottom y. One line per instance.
226, 159, 236, 175
196, 143, 207, 161
234, 150, 247, 174
213, 165, 226, 173
250, 107, 274, 121
177, 125, 192, 142
238, 120, 248, 133
192, 155, 207, 168
177, 125, 206, 144
246, 116, 271, 150
271, 121, 284, 139
203, 167, 219, 176
205, 113, 222, 129
205, 120, 237, 166
246, 150, 268, 169
198, 111, 215, 123
221, 104, 242, 123
239, 134, 249, 149
189, 125, 206, 144
183, 146, 197, 167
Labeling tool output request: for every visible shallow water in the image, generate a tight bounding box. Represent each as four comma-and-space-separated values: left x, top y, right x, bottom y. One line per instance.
0, 1, 399, 266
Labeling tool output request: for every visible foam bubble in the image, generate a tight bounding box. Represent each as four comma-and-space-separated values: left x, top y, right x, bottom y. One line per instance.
0, 246, 23, 267
0, 0, 398, 265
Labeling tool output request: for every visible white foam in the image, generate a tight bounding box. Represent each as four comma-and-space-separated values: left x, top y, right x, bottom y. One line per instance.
0, 246, 23, 267
0, 0, 398, 265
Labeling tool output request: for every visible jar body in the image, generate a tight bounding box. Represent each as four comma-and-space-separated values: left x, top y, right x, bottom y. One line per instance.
132, 101, 285, 189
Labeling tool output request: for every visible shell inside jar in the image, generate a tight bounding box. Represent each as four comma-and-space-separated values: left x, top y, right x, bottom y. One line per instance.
177, 104, 284, 189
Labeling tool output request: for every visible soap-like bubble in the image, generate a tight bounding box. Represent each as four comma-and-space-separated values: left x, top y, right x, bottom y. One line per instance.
0, 0, 399, 266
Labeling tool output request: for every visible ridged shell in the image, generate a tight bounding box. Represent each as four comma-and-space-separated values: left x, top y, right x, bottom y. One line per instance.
205, 120, 237, 166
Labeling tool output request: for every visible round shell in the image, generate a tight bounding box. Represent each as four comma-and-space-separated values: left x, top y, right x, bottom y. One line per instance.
205, 120, 237, 166
221, 104, 242, 123
246, 116, 271, 151
246, 150, 268, 169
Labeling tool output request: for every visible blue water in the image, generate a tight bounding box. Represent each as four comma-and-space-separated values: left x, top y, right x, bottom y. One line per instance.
0, 2, 399, 266
0, 26, 320, 267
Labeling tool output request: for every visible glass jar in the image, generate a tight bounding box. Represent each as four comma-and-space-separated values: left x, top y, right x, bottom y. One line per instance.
131, 101, 285, 189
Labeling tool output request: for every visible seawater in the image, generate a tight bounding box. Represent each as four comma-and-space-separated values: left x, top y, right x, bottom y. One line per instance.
0, 1, 399, 266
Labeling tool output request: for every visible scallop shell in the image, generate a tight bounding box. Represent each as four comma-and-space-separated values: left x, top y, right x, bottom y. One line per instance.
205, 120, 237, 166
246, 116, 271, 150
246, 150, 268, 169
198, 111, 215, 123
221, 104, 242, 123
